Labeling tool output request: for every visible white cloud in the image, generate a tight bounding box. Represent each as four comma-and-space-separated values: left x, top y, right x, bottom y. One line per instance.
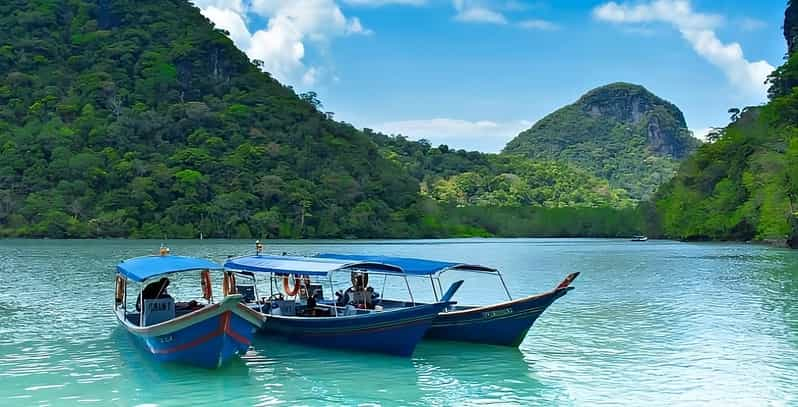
453, 1, 560, 29
200, 6, 252, 49
376, 118, 533, 152
453, 0, 508, 24
343, 0, 427, 5
193, 0, 246, 14
518, 19, 559, 31
739, 17, 766, 32
691, 127, 712, 141
455, 8, 508, 24
594, 0, 722, 28
346, 17, 373, 35
302, 67, 320, 86
193, 0, 370, 86
593, 0, 774, 100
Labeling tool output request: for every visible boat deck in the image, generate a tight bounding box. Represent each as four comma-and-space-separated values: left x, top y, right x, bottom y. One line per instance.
123, 304, 208, 326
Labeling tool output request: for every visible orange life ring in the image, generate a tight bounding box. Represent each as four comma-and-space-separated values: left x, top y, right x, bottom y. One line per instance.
283, 274, 310, 297
223, 272, 237, 296
201, 270, 213, 301
115, 275, 126, 304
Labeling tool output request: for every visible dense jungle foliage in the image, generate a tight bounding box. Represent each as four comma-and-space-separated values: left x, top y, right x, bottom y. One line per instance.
418, 205, 644, 238
0, 0, 646, 239
0, 0, 424, 238
504, 83, 701, 200
370, 133, 633, 208
651, 1, 798, 245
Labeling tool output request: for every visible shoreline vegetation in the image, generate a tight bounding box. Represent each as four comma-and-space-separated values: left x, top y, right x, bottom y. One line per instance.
0, 204, 646, 239
649, 2, 798, 249
1, 1, 797, 247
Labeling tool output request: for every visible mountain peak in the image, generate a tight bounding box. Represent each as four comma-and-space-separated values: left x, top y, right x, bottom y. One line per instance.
503, 83, 700, 199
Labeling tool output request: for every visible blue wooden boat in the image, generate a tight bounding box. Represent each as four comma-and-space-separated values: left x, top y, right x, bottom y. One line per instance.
224, 254, 463, 357
114, 249, 262, 368
316, 254, 579, 347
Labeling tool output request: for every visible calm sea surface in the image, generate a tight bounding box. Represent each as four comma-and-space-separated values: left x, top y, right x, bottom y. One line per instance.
0, 238, 796, 406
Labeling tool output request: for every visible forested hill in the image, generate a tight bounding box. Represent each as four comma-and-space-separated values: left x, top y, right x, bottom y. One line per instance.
652, 1, 798, 246
504, 83, 701, 199
0, 0, 645, 239
0, 0, 423, 238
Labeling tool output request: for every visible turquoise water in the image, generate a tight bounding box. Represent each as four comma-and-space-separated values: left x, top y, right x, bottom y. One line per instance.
0, 238, 797, 406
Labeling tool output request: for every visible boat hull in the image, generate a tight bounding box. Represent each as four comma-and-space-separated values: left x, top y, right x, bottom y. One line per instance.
425, 287, 573, 347
258, 303, 448, 357
119, 296, 261, 368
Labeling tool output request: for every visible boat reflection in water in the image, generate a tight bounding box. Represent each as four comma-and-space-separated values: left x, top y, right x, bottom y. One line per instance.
244, 335, 425, 405
240, 335, 566, 405
413, 341, 566, 405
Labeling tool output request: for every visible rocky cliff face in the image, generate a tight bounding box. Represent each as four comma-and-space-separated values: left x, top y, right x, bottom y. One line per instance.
577, 83, 691, 158
785, 0, 798, 54
503, 82, 700, 199
582, 84, 663, 123
769, 1, 798, 98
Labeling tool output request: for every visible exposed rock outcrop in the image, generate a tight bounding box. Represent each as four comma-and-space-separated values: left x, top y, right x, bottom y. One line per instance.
785, 0, 798, 55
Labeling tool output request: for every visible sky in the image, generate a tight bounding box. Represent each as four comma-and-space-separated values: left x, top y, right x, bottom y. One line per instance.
191, 0, 787, 152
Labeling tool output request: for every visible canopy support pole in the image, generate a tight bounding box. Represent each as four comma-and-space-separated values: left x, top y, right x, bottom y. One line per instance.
251, 274, 263, 313
404, 276, 414, 306
380, 274, 388, 305
430, 275, 439, 302
140, 284, 146, 327
329, 273, 337, 317
497, 271, 513, 301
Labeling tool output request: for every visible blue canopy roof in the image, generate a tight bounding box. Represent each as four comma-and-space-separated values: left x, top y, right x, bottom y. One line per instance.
117, 255, 222, 282
224, 255, 404, 276
315, 253, 496, 275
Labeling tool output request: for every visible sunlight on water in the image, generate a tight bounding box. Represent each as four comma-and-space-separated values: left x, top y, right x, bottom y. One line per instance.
0, 239, 796, 405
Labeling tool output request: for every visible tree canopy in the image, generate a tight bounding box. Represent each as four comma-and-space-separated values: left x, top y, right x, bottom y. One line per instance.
651, 1, 798, 246
0, 0, 652, 239
0, 0, 423, 238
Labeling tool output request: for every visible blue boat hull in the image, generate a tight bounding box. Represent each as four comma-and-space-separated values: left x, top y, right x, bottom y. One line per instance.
425, 286, 574, 347
259, 303, 448, 357
119, 297, 261, 368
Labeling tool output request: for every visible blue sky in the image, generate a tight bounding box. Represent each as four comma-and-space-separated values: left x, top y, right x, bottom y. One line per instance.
193, 0, 787, 152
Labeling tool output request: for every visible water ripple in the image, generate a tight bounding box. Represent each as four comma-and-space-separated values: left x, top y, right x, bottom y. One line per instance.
0, 239, 796, 405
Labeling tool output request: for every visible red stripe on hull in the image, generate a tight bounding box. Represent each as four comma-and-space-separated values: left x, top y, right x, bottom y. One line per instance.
223, 311, 252, 345
152, 311, 250, 354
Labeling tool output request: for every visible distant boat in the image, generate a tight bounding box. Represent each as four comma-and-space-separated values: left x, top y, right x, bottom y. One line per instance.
316, 253, 579, 347
631, 235, 649, 242
224, 254, 464, 357
114, 249, 262, 368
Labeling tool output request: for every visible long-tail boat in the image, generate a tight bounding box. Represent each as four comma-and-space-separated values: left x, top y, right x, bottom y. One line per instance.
316, 253, 579, 347
223, 254, 463, 357
114, 247, 262, 368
